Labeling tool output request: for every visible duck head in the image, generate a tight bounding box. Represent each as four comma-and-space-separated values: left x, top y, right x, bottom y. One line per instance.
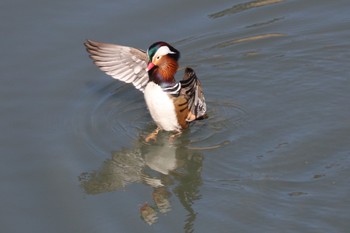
146, 42, 180, 85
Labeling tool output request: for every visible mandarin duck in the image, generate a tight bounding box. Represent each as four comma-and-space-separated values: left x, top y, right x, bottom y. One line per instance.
84, 40, 207, 141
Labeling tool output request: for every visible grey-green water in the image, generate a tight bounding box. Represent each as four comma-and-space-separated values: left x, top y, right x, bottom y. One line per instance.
1, 0, 350, 232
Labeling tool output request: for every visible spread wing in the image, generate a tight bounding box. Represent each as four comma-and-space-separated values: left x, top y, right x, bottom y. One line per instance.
84, 40, 149, 92
180, 68, 207, 121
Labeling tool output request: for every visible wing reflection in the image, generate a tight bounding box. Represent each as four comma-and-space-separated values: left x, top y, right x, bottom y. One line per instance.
79, 132, 203, 228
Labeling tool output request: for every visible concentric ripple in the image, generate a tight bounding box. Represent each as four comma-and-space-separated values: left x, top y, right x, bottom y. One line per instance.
73, 81, 247, 155
187, 97, 247, 149
73, 82, 150, 155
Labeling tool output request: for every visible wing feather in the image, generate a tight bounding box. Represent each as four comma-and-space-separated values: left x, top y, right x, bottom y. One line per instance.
84, 40, 149, 92
180, 68, 207, 121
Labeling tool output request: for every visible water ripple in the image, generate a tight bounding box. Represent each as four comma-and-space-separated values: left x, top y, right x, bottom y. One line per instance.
73, 82, 149, 155
187, 98, 247, 149
73, 81, 247, 155
208, 0, 284, 19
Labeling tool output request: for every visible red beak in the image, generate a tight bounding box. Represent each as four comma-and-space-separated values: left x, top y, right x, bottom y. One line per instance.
146, 62, 155, 72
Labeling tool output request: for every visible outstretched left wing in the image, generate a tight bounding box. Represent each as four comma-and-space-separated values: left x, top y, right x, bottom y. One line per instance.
84, 40, 149, 92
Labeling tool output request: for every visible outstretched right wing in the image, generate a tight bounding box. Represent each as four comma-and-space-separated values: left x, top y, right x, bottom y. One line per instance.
180, 67, 207, 121
84, 40, 149, 92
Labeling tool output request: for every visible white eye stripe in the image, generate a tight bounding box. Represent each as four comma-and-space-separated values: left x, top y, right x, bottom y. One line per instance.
154, 46, 175, 59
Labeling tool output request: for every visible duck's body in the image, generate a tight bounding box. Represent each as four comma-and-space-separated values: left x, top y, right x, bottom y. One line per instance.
84, 40, 207, 141
144, 82, 181, 131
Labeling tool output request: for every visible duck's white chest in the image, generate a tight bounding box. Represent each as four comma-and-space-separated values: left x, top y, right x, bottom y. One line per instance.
144, 82, 180, 131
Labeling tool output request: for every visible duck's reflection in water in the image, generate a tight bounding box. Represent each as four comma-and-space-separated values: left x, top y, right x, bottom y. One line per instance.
79, 132, 203, 227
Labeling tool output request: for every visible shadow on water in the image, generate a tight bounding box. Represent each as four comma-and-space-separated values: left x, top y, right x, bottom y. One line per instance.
79, 132, 203, 229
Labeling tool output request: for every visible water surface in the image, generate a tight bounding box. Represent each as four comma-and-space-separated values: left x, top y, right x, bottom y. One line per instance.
1, 0, 350, 232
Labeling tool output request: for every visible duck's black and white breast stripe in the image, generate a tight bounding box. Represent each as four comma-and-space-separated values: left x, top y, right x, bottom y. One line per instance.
161, 83, 181, 96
